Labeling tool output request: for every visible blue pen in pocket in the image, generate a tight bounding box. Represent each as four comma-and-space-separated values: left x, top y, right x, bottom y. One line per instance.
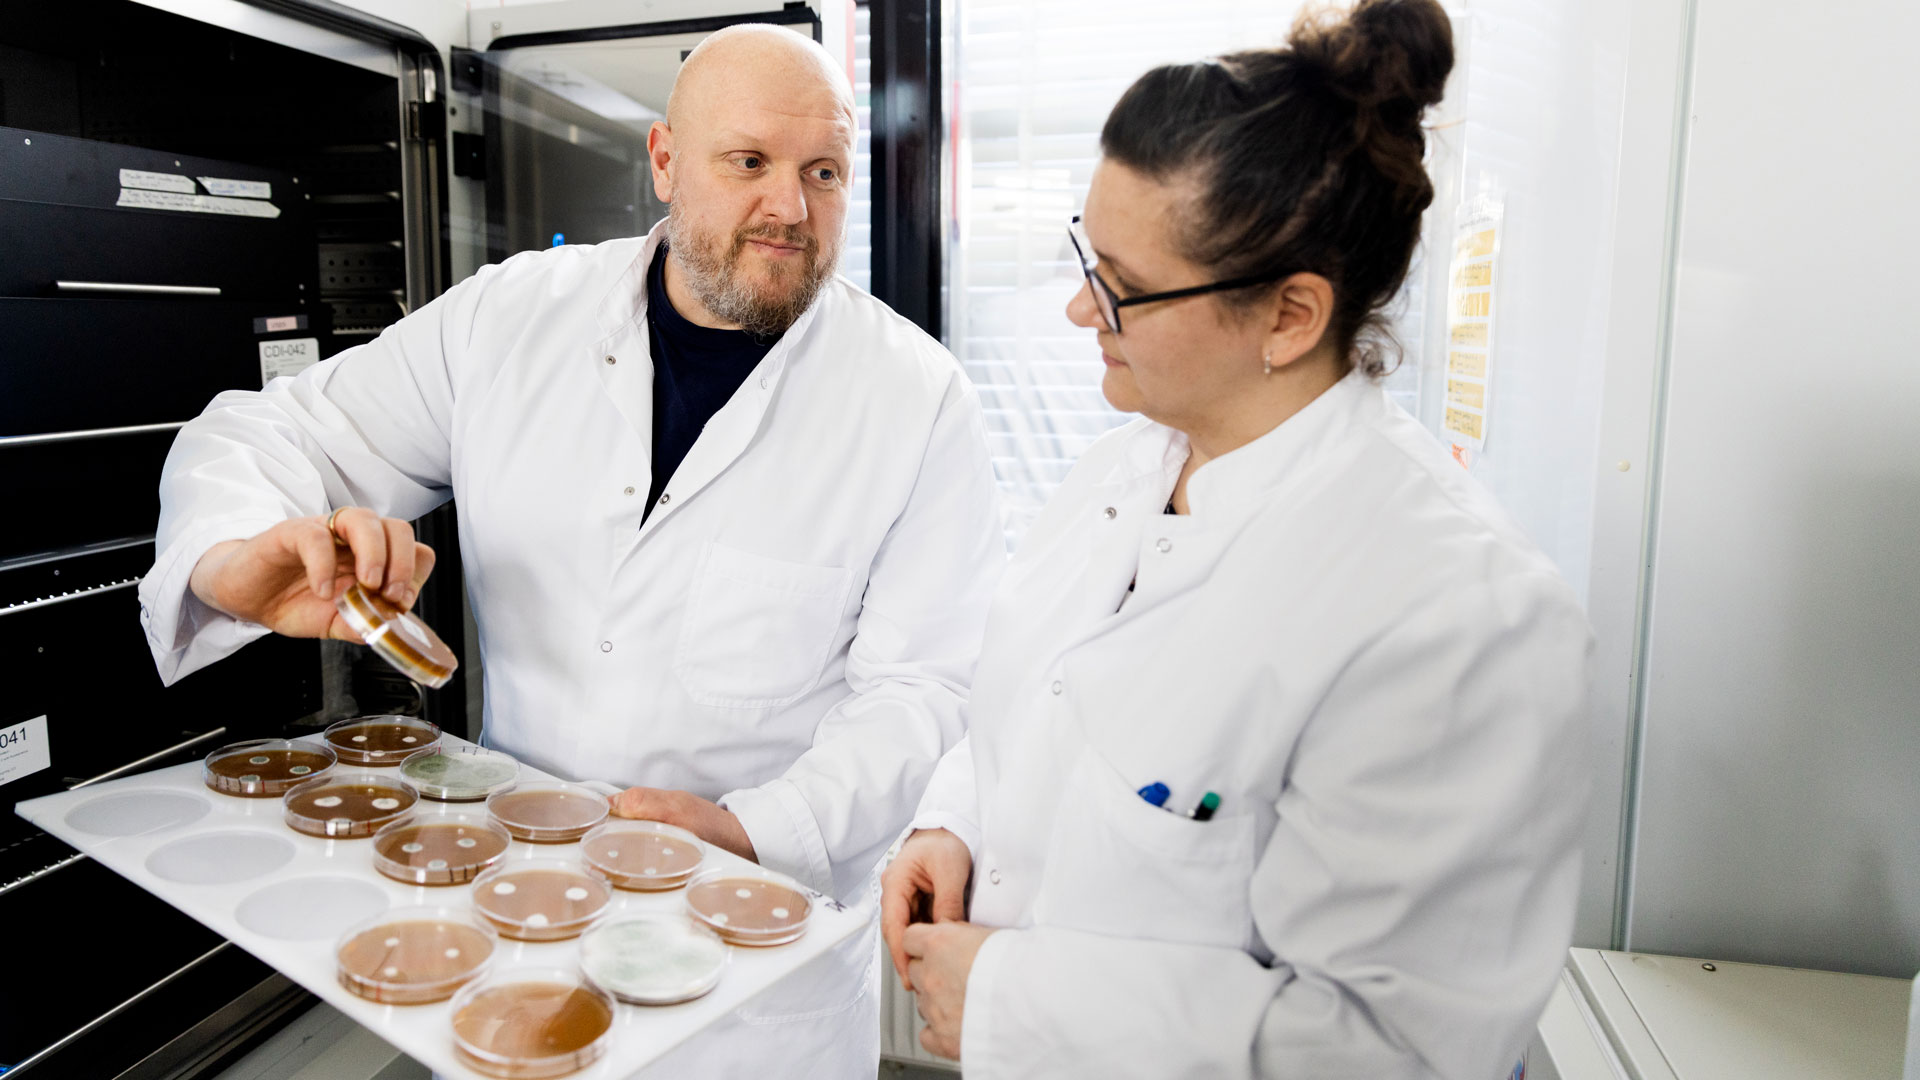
1137, 781, 1170, 808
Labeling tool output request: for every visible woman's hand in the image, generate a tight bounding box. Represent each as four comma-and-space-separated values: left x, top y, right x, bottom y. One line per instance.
607, 787, 757, 862
880, 828, 974, 988
902, 920, 996, 1060
188, 508, 434, 640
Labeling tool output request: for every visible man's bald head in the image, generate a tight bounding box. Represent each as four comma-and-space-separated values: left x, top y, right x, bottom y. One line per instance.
666, 24, 854, 132
645, 23, 855, 335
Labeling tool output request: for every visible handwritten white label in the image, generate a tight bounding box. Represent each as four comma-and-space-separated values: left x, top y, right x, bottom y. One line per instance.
117, 187, 281, 219
198, 175, 272, 199
119, 169, 197, 194
260, 337, 320, 385
0, 715, 52, 789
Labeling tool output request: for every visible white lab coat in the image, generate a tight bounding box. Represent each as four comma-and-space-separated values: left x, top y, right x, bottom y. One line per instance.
139, 224, 1006, 1077
912, 371, 1592, 1080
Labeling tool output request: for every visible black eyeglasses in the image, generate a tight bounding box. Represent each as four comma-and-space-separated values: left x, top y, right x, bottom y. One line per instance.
1068, 216, 1288, 334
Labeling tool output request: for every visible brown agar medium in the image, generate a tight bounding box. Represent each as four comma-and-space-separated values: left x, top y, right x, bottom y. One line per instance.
470, 860, 612, 942
485, 782, 608, 843
372, 813, 510, 886
283, 773, 417, 838
323, 714, 440, 766
334, 581, 458, 689
684, 866, 813, 946
450, 969, 614, 1079
580, 820, 704, 891
399, 745, 519, 802
335, 906, 496, 1004
203, 739, 337, 798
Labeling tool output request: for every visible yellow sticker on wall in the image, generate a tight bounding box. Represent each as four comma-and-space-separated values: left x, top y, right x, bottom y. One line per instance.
1441, 194, 1504, 451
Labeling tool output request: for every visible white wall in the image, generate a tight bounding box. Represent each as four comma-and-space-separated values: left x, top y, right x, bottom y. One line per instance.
1618, 0, 1920, 977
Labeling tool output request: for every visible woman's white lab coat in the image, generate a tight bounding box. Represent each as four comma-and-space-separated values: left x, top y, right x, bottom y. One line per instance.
912, 371, 1592, 1079
138, 224, 1006, 1078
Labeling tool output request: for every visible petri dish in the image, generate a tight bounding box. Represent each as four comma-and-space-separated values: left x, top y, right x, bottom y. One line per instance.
372, 813, 511, 886
685, 866, 813, 947
203, 739, 337, 798
335, 580, 459, 689
335, 905, 496, 1005
580, 917, 728, 1006
579, 820, 704, 891
486, 782, 608, 844
284, 773, 417, 838
470, 859, 612, 942
323, 715, 440, 766
450, 968, 614, 1079
399, 745, 519, 802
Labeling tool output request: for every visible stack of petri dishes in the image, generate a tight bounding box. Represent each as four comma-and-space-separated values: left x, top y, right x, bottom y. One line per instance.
684, 866, 812, 947
203, 739, 337, 798
579, 820, 704, 891
335, 906, 496, 1004
470, 859, 612, 942
486, 782, 608, 844
323, 715, 440, 767
399, 745, 519, 803
580, 917, 729, 1006
450, 969, 615, 1079
283, 772, 417, 838
372, 813, 511, 886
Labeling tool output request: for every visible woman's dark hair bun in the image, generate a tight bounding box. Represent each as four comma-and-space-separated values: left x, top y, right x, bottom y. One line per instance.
1289, 0, 1453, 115
1098, 0, 1455, 376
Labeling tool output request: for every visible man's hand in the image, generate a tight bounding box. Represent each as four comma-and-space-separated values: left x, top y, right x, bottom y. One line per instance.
608, 787, 757, 862
881, 828, 974, 989
903, 920, 996, 1061
188, 508, 435, 640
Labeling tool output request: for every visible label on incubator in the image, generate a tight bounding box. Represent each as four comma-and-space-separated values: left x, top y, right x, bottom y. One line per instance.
260, 338, 320, 385
254, 315, 308, 334
198, 175, 272, 199
0, 715, 52, 790
119, 168, 196, 194
117, 187, 281, 219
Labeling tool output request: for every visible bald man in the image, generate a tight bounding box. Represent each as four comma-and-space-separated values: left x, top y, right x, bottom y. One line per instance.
141, 24, 1005, 1076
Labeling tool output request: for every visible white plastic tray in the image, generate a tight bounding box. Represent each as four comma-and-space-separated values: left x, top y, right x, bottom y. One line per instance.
14, 739, 864, 1079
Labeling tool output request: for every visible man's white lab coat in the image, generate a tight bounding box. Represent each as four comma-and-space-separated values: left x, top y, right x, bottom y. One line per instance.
140, 224, 1005, 1077
913, 371, 1592, 1079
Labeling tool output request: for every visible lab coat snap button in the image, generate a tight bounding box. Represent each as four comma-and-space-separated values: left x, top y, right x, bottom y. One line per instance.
1102, 507, 1117, 519
623, 486, 635, 496
599, 641, 613, 653
1049, 681, 1063, 695
1156, 538, 1172, 553
658, 493, 670, 506
604, 355, 616, 365
988, 869, 1002, 885
759, 376, 769, 389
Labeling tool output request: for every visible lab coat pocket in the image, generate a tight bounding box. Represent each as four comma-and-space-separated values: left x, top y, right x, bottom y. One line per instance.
1032, 750, 1256, 951
675, 543, 854, 708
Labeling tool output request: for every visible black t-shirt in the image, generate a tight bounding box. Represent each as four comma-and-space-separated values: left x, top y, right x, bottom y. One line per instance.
643, 244, 778, 519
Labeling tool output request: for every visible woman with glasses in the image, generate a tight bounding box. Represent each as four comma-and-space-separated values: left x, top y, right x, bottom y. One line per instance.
879, 1, 1591, 1076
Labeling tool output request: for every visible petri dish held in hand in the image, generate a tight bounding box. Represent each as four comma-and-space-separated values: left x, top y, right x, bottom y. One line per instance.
284, 773, 417, 838
486, 782, 608, 844
335, 581, 458, 689
203, 739, 337, 798
470, 859, 611, 942
335, 905, 496, 1005
685, 866, 812, 947
323, 714, 440, 766
399, 745, 519, 803
372, 813, 510, 886
579, 820, 703, 891
450, 968, 614, 1079
580, 917, 728, 1006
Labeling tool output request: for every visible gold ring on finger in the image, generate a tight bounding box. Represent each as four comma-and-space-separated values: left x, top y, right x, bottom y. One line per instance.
325, 507, 350, 544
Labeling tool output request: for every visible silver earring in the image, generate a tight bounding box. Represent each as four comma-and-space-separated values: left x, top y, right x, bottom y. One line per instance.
1263, 352, 1273, 376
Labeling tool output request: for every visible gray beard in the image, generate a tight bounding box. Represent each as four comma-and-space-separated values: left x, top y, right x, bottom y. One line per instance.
665, 203, 839, 337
